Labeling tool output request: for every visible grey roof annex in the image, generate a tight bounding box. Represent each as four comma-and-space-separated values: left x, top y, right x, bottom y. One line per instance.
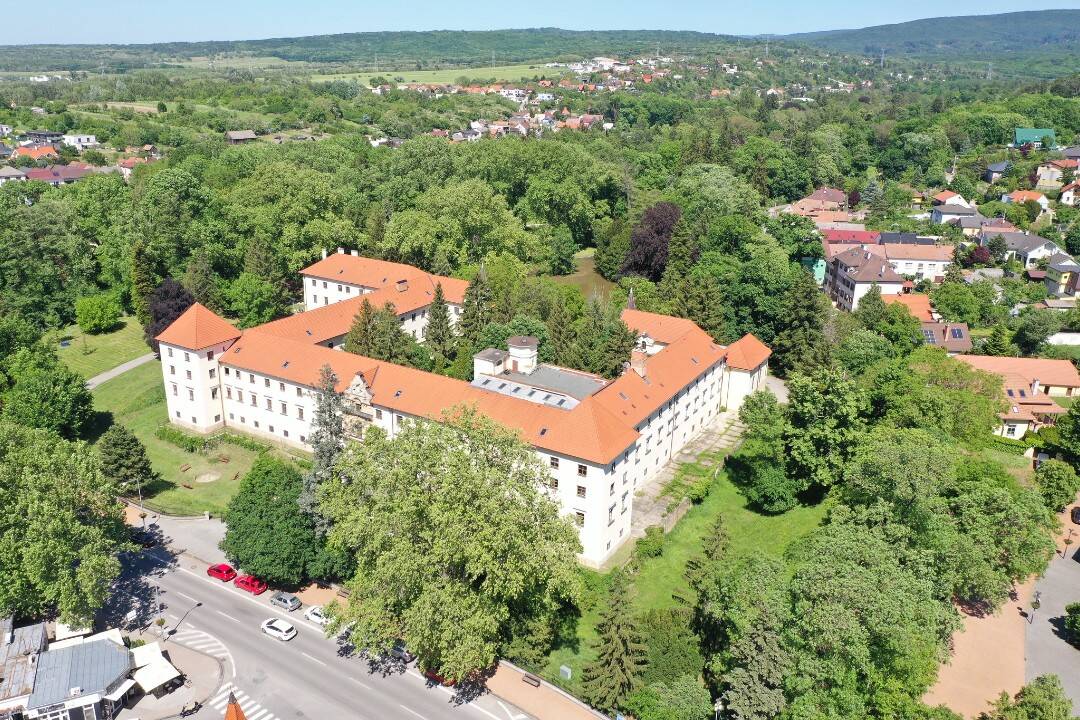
27, 639, 132, 709
981, 231, 1056, 254
501, 365, 608, 400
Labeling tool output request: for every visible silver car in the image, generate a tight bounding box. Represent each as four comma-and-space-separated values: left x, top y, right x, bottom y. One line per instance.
270, 591, 301, 612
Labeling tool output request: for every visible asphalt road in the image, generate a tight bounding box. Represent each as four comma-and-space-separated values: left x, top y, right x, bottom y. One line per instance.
114, 549, 533, 720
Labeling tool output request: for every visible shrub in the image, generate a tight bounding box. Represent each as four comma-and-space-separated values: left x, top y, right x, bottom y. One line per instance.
154, 424, 217, 454
216, 431, 271, 453
639, 608, 704, 685
1065, 602, 1080, 645
75, 294, 122, 334
635, 526, 665, 560
1035, 459, 1080, 512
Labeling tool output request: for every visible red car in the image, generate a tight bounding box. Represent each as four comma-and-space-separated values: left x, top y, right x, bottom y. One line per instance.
423, 668, 456, 687
234, 574, 268, 595
206, 563, 237, 582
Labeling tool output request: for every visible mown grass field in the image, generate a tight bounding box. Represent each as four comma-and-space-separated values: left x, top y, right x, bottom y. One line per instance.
538, 467, 827, 694
55, 318, 149, 379
90, 360, 262, 516
312, 62, 549, 85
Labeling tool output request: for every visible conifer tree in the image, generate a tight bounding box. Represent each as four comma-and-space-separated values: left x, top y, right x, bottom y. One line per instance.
547, 300, 577, 368
458, 270, 491, 350
595, 317, 637, 379
424, 283, 454, 365
854, 284, 888, 331
344, 299, 377, 355
582, 569, 647, 713
771, 269, 831, 377
572, 298, 607, 372
345, 301, 415, 366
98, 424, 160, 493
130, 239, 157, 327
299, 364, 342, 536
984, 323, 1012, 356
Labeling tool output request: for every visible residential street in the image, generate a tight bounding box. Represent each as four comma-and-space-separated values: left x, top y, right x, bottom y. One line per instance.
1027, 540, 1080, 707
108, 546, 534, 720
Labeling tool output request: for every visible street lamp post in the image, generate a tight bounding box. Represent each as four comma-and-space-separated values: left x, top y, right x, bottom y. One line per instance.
165, 601, 202, 644
1030, 591, 1042, 625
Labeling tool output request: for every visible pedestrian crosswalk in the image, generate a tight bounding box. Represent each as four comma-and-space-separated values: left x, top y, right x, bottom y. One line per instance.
209, 682, 279, 720
169, 628, 233, 664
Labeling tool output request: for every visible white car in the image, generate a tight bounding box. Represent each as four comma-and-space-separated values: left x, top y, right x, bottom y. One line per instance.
304, 605, 328, 626
261, 618, 297, 641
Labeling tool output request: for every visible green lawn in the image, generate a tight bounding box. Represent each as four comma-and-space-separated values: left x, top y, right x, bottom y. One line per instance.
91, 360, 263, 516
538, 467, 828, 695
54, 318, 149, 379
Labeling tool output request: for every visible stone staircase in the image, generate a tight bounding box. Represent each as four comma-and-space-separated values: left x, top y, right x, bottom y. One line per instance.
627, 411, 747, 541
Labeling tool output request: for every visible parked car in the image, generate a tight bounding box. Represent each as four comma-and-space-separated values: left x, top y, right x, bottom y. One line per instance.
1071, 506, 1080, 525
260, 618, 297, 641
270, 591, 301, 612
130, 528, 157, 549
389, 640, 415, 664
423, 668, 455, 686
304, 605, 328, 626
207, 564, 237, 582
235, 574, 268, 595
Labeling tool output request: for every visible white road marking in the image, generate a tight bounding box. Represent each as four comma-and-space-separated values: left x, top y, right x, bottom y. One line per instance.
248, 710, 269, 720
399, 706, 427, 720
350, 676, 372, 690
176, 567, 325, 631
216, 610, 240, 623
176, 590, 198, 603
468, 702, 505, 720
496, 700, 529, 720
301, 651, 327, 667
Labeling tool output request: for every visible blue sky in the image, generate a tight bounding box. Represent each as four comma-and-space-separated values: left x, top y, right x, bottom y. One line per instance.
16, 0, 1080, 44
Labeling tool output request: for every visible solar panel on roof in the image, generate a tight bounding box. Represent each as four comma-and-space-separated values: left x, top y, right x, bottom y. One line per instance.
950, 328, 964, 339
922, 329, 937, 344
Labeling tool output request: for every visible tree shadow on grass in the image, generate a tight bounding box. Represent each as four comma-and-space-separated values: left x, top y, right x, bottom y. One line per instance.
83, 409, 115, 443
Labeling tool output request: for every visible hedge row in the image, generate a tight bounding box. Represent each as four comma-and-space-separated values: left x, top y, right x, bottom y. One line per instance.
154, 424, 219, 454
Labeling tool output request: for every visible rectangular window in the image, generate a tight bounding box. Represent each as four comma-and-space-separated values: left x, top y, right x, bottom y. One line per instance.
206, 351, 214, 361
175, 411, 180, 418
610, 482, 615, 496
229, 413, 234, 420
184, 352, 190, 362
265, 398, 272, 410
211, 387, 218, 399
283, 430, 289, 438
264, 378, 270, 388
548, 476, 559, 490
171, 383, 178, 396
185, 370, 192, 380
269, 425, 274, 433
300, 435, 306, 443
250, 395, 256, 407
187, 388, 194, 401
249, 374, 255, 383
346, 286, 351, 294
375, 408, 383, 420
237, 390, 243, 402
550, 456, 559, 469
254, 420, 260, 428
323, 281, 327, 288
226, 387, 232, 399
167, 347, 173, 357
191, 416, 197, 424
224, 367, 230, 376
575, 512, 585, 528
280, 402, 287, 415
279, 382, 285, 392
214, 414, 221, 423
608, 504, 616, 525
240, 416, 245, 423
337, 284, 342, 292
297, 407, 304, 420
576, 485, 586, 499
296, 387, 303, 397
209, 368, 216, 379
577, 464, 587, 477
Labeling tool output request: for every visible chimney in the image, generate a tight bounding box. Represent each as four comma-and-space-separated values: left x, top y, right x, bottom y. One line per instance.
337, 247, 345, 255
351, 249, 358, 257
630, 349, 647, 377
321, 248, 327, 260
1032, 378, 1041, 395
396, 279, 409, 292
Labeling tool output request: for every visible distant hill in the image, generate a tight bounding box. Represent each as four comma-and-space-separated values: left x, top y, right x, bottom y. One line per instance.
0, 28, 744, 73
788, 10, 1080, 63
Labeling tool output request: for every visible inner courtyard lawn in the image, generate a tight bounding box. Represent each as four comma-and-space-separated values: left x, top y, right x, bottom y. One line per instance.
90, 360, 263, 516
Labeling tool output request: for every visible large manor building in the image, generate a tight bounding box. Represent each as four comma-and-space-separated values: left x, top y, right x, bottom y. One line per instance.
155, 251, 771, 566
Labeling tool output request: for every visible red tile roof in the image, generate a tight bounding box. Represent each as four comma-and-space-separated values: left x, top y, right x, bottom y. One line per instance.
821, 229, 880, 244
883, 293, 934, 322
300, 254, 467, 303
725, 334, 772, 371
956, 355, 1080, 389
155, 303, 241, 350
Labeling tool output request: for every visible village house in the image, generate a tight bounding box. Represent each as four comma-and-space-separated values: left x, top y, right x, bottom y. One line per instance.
0, 166, 26, 185
1002, 190, 1051, 217
225, 130, 258, 145
11, 145, 58, 162
978, 230, 1061, 268
984, 160, 1011, 184
155, 252, 771, 567
824, 246, 905, 311
1045, 253, 1080, 297
1013, 128, 1057, 149
1061, 181, 1079, 207
1035, 158, 1078, 189
956, 355, 1080, 439
25, 130, 63, 145
61, 133, 97, 151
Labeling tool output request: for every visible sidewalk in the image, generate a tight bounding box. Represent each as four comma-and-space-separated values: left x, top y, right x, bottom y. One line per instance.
125, 503, 228, 566
87, 352, 156, 389
116, 631, 223, 720
486, 661, 605, 720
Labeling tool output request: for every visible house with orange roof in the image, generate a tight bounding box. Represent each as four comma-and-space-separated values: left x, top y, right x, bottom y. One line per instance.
156, 256, 771, 566
955, 355, 1080, 438
1002, 190, 1051, 216
11, 144, 58, 161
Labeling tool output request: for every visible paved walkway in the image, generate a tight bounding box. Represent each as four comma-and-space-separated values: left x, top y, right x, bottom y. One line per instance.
628, 410, 747, 541
116, 630, 223, 720
87, 352, 155, 389
486, 661, 603, 720
126, 503, 227, 566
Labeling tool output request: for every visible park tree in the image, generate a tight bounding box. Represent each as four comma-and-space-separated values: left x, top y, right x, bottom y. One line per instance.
144, 278, 194, 352
594, 217, 631, 281
424, 283, 454, 367
225, 272, 284, 328
622, 202, 682, 282
458, 270, 491, 351
770, 269, 831, 377
624, 675, 713, 720
582, 569, 647, 713
222, 456, 321, 587
298, 365, 342, 537
983, 323, 1013, 356
0, 421, 128, 624
130, 238, 157, 327
75, 294, 121, 334
1035, 460, 1080, 512
1058, 403, 1080, 458
97, 424, 159, 494
182, 248, 219, 310
321, 408, 582, 681
1013, 311, 1063, 355
546, 298, 578, 368
1, 351, 93, 439
981, 675, 1076, 720
784, 367, 866, 489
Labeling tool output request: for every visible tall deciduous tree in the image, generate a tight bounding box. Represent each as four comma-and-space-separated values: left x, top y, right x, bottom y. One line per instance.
144, 278, 194, 352
222, 456, 320, 587
182, 248, 218, 310
322, 408, 581, 681
130, 238, 157, 327
0, 421, 128, 624
1, 352, 93, 440
622, 202, 681, 282
784, 367, 866, 489
582, 569, 647, 713
981, 675, 1076, 720
98, 424, 159, 493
